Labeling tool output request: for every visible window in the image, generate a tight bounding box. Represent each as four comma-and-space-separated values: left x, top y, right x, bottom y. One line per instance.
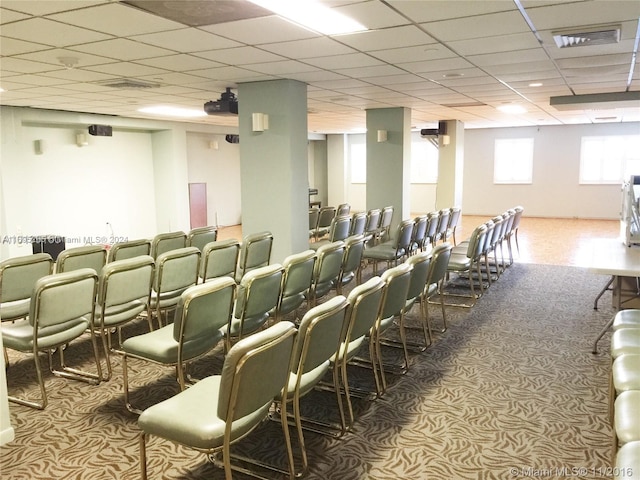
493, 138, 534, 184
350, 142, 366, 183
411, 140, 438, 183
580, 135, 640, 184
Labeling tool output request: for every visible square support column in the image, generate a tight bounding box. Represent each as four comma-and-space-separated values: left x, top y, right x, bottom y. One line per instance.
436, 119, 464, 210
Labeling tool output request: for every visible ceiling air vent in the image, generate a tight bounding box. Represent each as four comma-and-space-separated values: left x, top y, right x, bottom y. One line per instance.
94, 78, 162, 89
552, 25, 620, 48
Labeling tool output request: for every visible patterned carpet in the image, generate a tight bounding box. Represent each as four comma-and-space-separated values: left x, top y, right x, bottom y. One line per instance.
1, 262, 616, 479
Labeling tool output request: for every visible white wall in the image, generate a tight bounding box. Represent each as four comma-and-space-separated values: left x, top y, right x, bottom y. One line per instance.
463, 123, 639, 219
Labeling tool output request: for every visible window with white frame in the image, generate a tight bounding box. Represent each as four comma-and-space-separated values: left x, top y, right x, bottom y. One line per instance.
411, 139, 439, 183
493, 138, 534, 184
580, 135, 640, 184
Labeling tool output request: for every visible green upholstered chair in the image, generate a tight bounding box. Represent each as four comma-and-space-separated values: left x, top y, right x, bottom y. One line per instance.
446, 206, 462, 246
149, 247, 200, 329
56, 244, 107, 274
121, 278, 236, 414
2, 268, 101, 409
409, 214, 429, 255
434, 208, 450, 244
363, 208, 381, 246
337, 203, 351, 216
312, 206, 337, 242
199, 239, 240, 284
225, 263, 284, 351
307, 241, 345, 306
374, 263, 413, 393
333, 276, 385, 430
235, 231, 273, 283
374, 205, 394, 243
425, 211, 440, 248
511, 205, 525, 257
186, 225, 218, 252
362, 218, 414, 275
276, 250, 316, 323
350, 211, 367, 236
336, 234, 366, 294
616, 440, 640, 478
137, 321, 298, 480
150, 230, 187, 259
403, 251, 433, 350
310, 214, 351, 251
277, 295, 348, 475
93, 255, 155, 381
445, 223, 488, 307
614, 390, 640, 466
425, 243, 453, 332
0, 253, 53, 323
308, 208, 320, 240
108, 238, 151, 262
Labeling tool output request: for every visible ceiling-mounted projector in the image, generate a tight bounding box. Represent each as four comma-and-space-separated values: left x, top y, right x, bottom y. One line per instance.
204, 87, 238, 116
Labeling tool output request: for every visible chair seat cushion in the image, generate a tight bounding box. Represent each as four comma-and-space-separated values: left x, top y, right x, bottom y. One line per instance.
447, 253, 472, 271
616, 440, 640, 477
0, 299, 30, 322
280, 361, 329, 401
613, 354, 640, 394
611, 329, 640, 360
138, 375, 272, 450
2, 317, 90, 351
614, 310, 640, 331
279, 293, 306, 317
615, 390, 640, 444
150, 288, 189, 309
362, 244, 404, 261
224, 313, 269, 337
95, 300, 146, 328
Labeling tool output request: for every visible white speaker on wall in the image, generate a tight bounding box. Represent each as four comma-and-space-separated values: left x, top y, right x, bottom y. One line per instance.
76, 133, 88, 147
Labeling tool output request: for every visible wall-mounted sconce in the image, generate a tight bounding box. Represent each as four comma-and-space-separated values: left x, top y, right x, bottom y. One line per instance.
377, 129, 388, 142
441, 134, 451, 146
76, 133, 88, 147
34, 139, 44, 155
252, 112, 269, 132
209, 140, 219, 150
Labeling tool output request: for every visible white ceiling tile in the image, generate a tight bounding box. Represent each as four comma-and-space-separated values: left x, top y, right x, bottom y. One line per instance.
524, 1, 640, 31
467, 48, 550, 67
69, 38, 175, 61
334, 64, 407, 79
135, 54, 223, 72
1, 1, 106, 16
447, 32, 542, 56
398, 57, 475, 75
0, 37, 51, 56
259, 37, 357, 59
387, 0, 517, 24
421, 11, 531, 42
14, 48, 116, 68
200, 16, 319, 44
333, 1, 411, 29
192, 46, 285, 65
243, 60, 320, 76
303, 53, 384, 70
337, 25, 436, 51
0, 57, 61, 74
84, 62, 169, 78
1, 17, 111, 47
370, 44, 454, 64
0, 7, 30, 24
132, 28, 242, 53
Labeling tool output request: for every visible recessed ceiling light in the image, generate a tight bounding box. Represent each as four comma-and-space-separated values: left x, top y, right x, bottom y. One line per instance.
497, 104, 527, 114
0, 87, 4, 93
248, 0, 367, 35
138, 106, 207, 118
529, 82, 543, 87
442, 73, 464, 78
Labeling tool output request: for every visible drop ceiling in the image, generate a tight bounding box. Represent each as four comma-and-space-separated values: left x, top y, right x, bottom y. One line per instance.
0, 0, 638, 133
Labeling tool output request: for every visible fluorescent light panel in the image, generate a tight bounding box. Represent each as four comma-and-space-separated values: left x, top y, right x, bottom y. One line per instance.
138, 106, 207, 118
248, 0, 367, 35
497, 104, 527, 114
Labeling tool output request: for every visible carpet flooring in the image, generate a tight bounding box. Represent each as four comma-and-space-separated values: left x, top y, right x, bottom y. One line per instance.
0, 262, 617, 479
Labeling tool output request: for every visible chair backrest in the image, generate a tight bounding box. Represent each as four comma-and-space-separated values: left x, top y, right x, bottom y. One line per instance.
173, 277, 236, 349
411, 215, 428, 252
405, 250, 432, 303
237, 231, 273, 281
447, 207, 462, 236
350, 212, 367, 236
235, 263, 284, 321
218, 321, 297, 421
151, 231, 187, 259
512, 205, 524, 230
343, 276, 385, 349
379, 206, 394, 231
56, 245, 107, 274
490, 216, 504, 247
278, 250, 316, 318
391, 219, 415, 254
316, 206, 337, 230
312, 241, 345, 287
339, 235, 365, 286
30, 268, 98, 330
365, 209, 381, 234
464, 224, 489, 260
379, 263, 413, 320
200, 239, 240, 282
337, 203, 351, 217
435, 209, 450, 241
108, 238, 151, 262
292, 295, 348, 381
98, 255, 154, 310
328, 215, 352, 242
0, 253, 53, 303
186, 226, 218, 252
154, 247, 200, 294
427, 243, 452, 287
425, 211, 440, 245
309, 208, 320, 231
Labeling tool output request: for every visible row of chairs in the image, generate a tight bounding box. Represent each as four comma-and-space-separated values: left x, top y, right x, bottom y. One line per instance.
608, 310, 640, 475
309, 205, 394, 246
443, 206, 524, 307
136, 241, 455, 479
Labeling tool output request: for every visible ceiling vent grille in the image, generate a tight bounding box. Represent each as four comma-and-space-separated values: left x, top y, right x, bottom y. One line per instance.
94, 78, 162, 89
552, 25, 621, 48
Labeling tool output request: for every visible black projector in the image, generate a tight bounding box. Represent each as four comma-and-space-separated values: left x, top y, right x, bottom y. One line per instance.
204, 87, 238, 116
88, 124, 112, 136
